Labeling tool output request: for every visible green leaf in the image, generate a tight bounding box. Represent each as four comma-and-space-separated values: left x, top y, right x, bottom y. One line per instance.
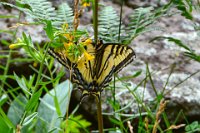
185, 121, 200, 132
0, 94, 8, 106
25, 89, 42, 112
44, 21, 54, 41
150, 36, 191, 51
14, 73, 29, 94
150, 36, 200, 63
36, 80, 73, 133
184, 52, 200, 62
54, 2, 74, 28
64, 115, 91, 133
0, 108, 15, 130
173, 0, 193, 20
98, 6, 123, 43
22, 112, 38, 126
0, 116, 14, 133
7, 94, 28, 126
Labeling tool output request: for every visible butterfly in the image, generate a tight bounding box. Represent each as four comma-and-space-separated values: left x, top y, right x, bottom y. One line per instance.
48, 40, 135, 100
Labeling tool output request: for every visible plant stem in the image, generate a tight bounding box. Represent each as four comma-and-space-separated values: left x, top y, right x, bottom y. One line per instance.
73, 0, 79, 31
93, 0, 98, 44
118, 0, 123, 42
96, 96, 103, 133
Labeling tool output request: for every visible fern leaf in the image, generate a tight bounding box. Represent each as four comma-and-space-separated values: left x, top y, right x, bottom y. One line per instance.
98, 6, 126, 43
126, 5, 170, 43
127, 7, 155, 39
53, 3, 74, 28
172, 0, 193, 20
2, 0, 74, 29
18, 0, 57, 21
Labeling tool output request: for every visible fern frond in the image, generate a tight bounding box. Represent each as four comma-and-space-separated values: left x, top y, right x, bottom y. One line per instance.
1, 1, 74, 29
125, 5, 170, 44
127, 7, 155, 40
17, 0, 57, 21
53, 3, 74, 28
172, 0, 193, 20
0, 2, 33, 17
98, 6, 126, 43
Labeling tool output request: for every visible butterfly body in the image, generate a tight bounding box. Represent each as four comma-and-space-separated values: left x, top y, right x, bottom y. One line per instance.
48, 40, 135, 99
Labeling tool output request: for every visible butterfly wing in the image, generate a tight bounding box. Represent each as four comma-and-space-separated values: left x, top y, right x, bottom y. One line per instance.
95, 44, 135, 89
73, 43, 96, 90
48, 48, 72, 69
48, 42, 135, 97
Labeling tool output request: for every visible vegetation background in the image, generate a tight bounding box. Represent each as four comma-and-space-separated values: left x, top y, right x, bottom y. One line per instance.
0, 0, 200, 132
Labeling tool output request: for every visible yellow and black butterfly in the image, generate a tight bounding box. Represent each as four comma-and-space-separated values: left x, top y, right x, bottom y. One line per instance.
48, 40, 135, 99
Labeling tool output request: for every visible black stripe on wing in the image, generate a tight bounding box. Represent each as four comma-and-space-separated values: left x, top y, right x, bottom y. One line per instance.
114, 46, 135, 73
48, 48, 72, 69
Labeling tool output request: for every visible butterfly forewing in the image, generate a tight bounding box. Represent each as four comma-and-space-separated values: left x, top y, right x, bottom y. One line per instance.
95, 44, 135, 87
48, 48, 71, 69
112, 44, 135, 73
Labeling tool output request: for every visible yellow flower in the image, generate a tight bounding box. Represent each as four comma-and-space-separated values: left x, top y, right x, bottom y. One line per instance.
84, 38, 92, 45
84, 51, 94, 61
9, 43, 24, 49
64, 42, 73, 49
82, 2, 90, 7
9, 44, 17, 49
63, 33, 73, 42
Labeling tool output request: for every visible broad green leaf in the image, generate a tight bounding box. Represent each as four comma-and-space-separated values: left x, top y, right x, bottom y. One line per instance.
7, 94, 28, 126
36, 80, 73, 133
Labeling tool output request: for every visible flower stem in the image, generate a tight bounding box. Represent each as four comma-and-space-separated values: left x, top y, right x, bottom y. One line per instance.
96, 96, 103, 133
92, 0, 98, 44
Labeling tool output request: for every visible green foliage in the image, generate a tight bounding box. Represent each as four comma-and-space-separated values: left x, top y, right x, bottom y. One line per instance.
98, 5, 170, 44
172, 0, 193, 20
150, 36, 200, 62
0, 116, 14, 133
1, 0, 200, 132
36, 80, 73, 132
1, 0, 74, 28
185, 121, 200, 133
7, 94, 28, 126
54, 3, 74, 28
62, 115, 91, 133
98, 6, 124, 43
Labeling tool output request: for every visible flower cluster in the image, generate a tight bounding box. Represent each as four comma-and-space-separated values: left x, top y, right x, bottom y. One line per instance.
57, 25, 94, 63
